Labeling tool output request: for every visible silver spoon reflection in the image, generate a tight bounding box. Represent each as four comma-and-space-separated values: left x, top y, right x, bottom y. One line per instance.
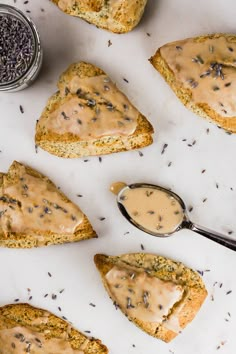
110, 182, 236, 251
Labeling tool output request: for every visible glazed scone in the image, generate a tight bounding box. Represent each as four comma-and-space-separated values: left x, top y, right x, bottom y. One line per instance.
150, 33, 236, 133
35, 62, 153, 158
0, 303, 108, 353
51, 0, 148, 33
94, 253, 207, 342
0, 161, 96, 248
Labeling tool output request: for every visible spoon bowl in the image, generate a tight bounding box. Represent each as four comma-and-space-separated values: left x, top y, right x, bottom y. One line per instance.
111, 181, 236, 251
117, 183, 187, 237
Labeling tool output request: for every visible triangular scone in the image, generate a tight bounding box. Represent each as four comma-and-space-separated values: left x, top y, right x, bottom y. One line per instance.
0, 161, 96, 248
94, 253, 207, 343
0, 303, 108, 353
35, 62, 153, 158
150, 33, 236, 133
51, 0, 148, 34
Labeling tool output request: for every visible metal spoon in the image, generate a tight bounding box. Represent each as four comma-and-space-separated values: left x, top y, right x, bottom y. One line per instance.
110, 182, 236, 251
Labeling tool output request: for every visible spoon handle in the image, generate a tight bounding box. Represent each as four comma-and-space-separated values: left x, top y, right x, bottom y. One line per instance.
189, 222, 236, 251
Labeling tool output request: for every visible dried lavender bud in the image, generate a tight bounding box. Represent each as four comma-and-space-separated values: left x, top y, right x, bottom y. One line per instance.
0, 14, 34, 84
161, 143, 168, 154
209, 45, 214, 53
210, 62, 225, 80
200, 70, 211, 78
61, 111, 70, 120
120, 195, 127, 201
87, 99, 96, 107
44, 207, 52, 214
186, 79, 198, 88
213, 86, 220, 91
147, 210, 155, 215
126, 297, 135, 309
191, 80, 198, 88
106, 102, 113, 111
176, 45, 183, 51
192, 55, 204, 64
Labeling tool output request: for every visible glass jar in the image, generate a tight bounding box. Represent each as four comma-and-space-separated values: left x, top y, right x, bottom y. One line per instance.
0, 5, 43, 92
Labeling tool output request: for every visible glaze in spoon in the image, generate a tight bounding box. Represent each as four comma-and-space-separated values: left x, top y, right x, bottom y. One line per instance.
110, 182, 236, 251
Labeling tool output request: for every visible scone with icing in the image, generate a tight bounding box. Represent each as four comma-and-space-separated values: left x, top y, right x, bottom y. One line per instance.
150, 33, 236, 133
51, 0, 148, 33
94, 253, 207, 342
0, 161, 96, 248
35, 62, 153, 158
0, 303, 108, 353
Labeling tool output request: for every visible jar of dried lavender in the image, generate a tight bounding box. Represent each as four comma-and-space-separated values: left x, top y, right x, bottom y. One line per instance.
0, 5, 43, 92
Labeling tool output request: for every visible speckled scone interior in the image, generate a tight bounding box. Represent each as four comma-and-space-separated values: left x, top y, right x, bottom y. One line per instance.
35, 61, 153, 158
0, 161, 96, 248
150, 33, 236, 133
94, 253, 207, 343
0, 303, 108, 353
51, 0, 148, 33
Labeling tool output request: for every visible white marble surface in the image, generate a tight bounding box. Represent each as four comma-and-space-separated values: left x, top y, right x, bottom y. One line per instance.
0, 0, 236, 353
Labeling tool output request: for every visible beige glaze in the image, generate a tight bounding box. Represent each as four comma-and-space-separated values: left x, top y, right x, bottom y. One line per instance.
163, 301, 185, 333
106, 266, 183, 324
160, 36, 236, 117
119, 186, 184, 234
44, 75, 138, 139
110, 181, 127, 195
0, 326, 84, 354
0, 165, 83, 235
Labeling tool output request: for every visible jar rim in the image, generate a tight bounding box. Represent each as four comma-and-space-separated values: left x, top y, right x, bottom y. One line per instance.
0, 4, 42, 91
